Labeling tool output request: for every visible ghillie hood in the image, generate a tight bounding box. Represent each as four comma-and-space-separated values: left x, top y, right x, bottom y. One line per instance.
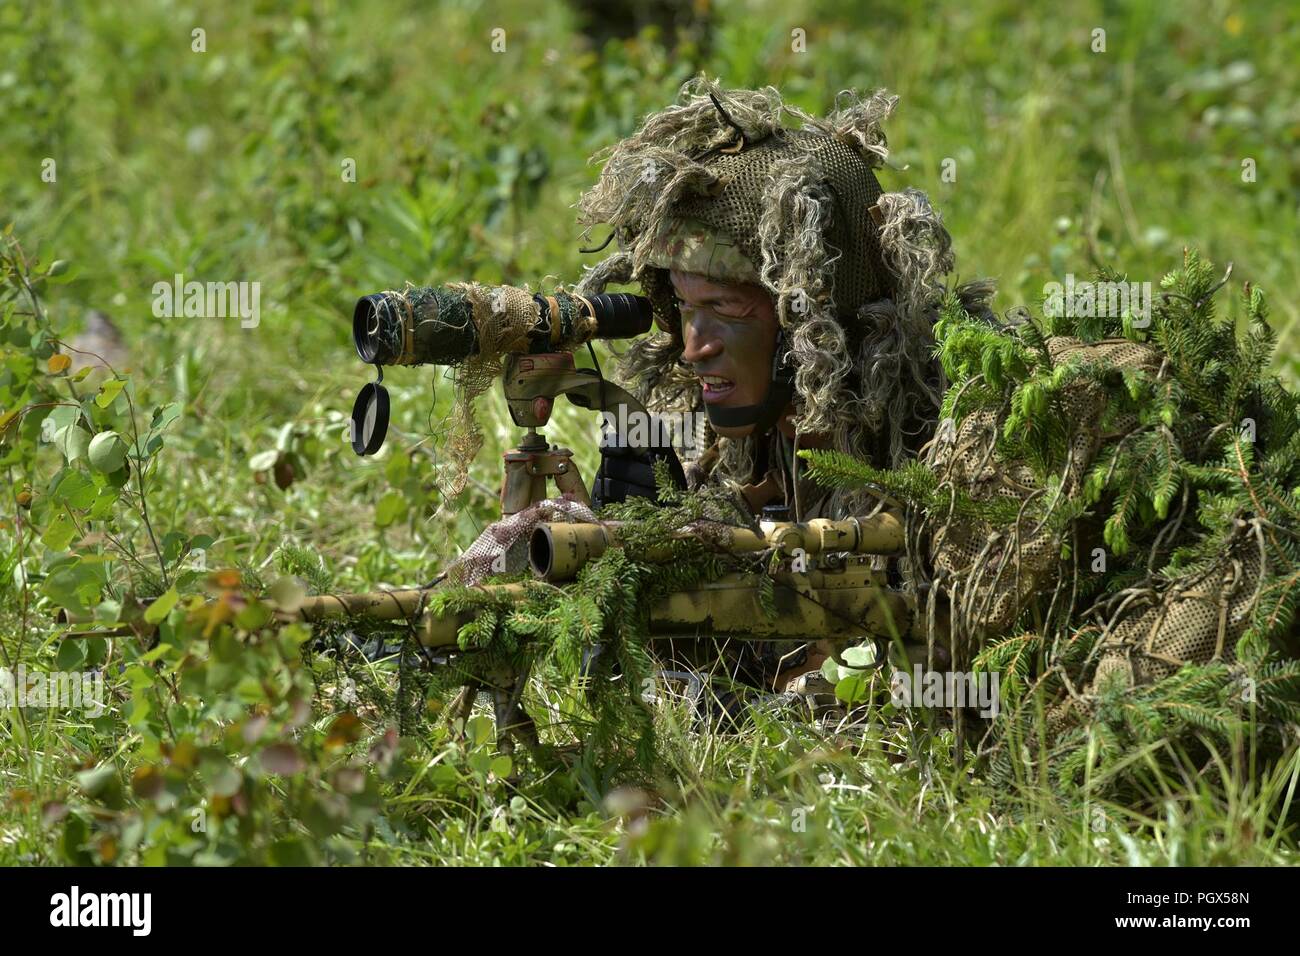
573, 75, 992, 509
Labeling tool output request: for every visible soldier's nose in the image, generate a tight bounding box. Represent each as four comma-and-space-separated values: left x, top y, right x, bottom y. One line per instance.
682, 325, 722, 365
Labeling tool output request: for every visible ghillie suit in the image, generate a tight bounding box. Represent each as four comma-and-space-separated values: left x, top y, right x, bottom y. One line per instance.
802, 250, 1300, 800
573, 75, 990, 522
400, 78, 988, 765
572, 76, 988, 698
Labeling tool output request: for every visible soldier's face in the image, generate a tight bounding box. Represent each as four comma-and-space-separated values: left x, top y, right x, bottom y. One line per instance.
672, 270, 782, 439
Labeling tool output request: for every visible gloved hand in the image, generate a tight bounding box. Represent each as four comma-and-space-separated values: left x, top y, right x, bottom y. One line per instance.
591, 442, 686, 508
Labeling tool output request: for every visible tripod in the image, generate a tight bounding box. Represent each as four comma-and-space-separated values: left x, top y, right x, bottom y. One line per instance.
497, 350, 655, 514
470, 350, 661, 750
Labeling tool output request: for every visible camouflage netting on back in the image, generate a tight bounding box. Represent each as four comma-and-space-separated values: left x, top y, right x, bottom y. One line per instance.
803, 251, 1300, 797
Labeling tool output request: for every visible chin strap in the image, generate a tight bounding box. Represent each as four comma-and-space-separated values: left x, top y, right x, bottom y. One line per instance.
703, 327, 795, 435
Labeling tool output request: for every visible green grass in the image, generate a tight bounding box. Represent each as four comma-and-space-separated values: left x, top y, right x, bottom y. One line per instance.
2, 0, 1299, 864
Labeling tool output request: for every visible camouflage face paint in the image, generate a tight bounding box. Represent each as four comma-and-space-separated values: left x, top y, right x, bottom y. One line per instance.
671, 270, 785, 438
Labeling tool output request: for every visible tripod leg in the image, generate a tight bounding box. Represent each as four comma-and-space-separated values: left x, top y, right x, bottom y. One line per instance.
491, 668, 540, 754
552, 459, 591, 505
448, 680, 481, 735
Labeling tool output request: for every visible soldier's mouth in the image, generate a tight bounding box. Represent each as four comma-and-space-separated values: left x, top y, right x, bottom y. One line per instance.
699, 374, 736, 402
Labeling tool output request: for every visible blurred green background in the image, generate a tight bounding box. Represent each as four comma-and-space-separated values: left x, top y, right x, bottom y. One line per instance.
4, 0, 1298, 584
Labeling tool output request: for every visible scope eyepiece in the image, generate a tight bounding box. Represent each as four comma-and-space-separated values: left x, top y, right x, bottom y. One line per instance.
582, 293, 654, 340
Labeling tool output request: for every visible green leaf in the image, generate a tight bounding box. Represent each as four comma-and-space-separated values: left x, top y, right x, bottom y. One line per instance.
60, 814, 93, 866
41, 405, 78, 439
150, 403, 181, 432
82, 636, 109, 666
144, 587, 179, 624
94, 379, 125, 408
374, 491, 406, 528
270, 838, 314, 866
55, 424, 91, 462
161, 531, 189, 563
52, 470, 96, 509
235, 601, 272, 630
41, 512, 77, 551
75, 764, 118, 798
56, 637, 87, 671
139, 642, 174, 664
42, 561, 101, 611
87, 430, 128, 472
248, 449, 279, 472
385, 452, 410, 484
202, 761, 242, 798
274, 422, 296, 452
841, 642, 877, 669
835, 673, 870, 704
89, 488, 118, 520
467, 714, 494, 747
46, 262, 78, 285
126, 695, 152, 729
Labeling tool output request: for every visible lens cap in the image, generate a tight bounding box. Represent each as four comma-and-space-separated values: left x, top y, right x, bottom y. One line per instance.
350, 380, 389, 456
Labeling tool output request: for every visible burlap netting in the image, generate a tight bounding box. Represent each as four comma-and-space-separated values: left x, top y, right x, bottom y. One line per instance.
388, 281, 544, 499
1043, 541, 1263, 736
446, 498, 599, 587
1092, 543, 1263, 687
923, 337, 1163, 640
671, 129, 891, 316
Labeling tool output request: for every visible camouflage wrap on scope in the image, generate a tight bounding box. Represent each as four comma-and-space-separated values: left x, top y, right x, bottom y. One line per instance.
363, 283, 607, 367
362, 283, 603, 497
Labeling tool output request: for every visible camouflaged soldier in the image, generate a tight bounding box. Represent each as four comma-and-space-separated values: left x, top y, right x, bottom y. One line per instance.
572, 77, 994, 711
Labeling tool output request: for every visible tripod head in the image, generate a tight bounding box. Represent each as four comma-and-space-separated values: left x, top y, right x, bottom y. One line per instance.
497, 350, 685, 514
